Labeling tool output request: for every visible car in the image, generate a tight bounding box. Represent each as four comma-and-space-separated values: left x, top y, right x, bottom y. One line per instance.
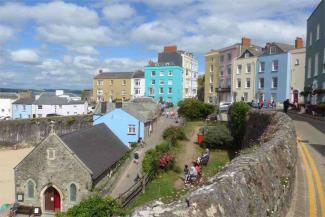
46, 113, 60, 117
206, 113, 219, 121
219, 102, 232, 111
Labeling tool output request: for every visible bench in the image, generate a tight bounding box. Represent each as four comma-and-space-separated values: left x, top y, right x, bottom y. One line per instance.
16, 205, 42, 216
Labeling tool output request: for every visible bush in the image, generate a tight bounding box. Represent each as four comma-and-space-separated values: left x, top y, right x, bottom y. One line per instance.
162, 126, 186, 142
55, 195, 124, 217
142, 149, 158, 173
201, 124, 233, 149
178, 99, 215, 120
228, 102, 250, 149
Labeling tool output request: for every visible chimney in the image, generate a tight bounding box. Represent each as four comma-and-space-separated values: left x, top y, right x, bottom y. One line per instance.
295, 37, 303, 49
242, 37, 251, 47
164, 45, 177, 53
98, 69, 103, 74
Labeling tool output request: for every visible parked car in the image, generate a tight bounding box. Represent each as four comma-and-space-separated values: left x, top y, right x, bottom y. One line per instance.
219, 102, 232, 111
206, 113, 218, 121
0, 116, 10, 120
46, 113, 60, 117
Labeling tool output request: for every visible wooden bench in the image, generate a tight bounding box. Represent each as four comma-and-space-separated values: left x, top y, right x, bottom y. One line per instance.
16, 205, 42, 216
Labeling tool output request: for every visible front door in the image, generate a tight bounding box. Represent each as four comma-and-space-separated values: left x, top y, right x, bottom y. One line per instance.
44, 187, 60, 212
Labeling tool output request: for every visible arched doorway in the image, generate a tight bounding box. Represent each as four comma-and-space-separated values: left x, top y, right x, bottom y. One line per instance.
44, 186, 61, 212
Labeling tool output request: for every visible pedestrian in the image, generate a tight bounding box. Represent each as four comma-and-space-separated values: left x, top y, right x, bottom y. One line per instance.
184, 164, 189, 182
272, 100, 276, 109
260, 99, 264, 109
283, 99, 290, 113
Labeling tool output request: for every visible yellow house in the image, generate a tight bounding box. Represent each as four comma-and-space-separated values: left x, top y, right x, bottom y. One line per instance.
93, 71, 143, 102
204, 50, 219, 104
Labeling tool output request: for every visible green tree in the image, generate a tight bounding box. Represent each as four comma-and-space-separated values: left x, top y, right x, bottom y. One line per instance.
162, 126, 186, 143
228, 102, 250, 149
201, 124, 233, 149
55, 195, 124, 217
178, 99, 214, 121
197, 75, 205, 102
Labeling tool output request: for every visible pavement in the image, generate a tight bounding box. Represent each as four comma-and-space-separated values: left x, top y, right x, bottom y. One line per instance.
110, 115, 178, 198
286, 112, 325, 217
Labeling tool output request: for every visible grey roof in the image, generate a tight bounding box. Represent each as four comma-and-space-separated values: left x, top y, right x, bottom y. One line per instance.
12, 97, 35, 105
0, 92, 19, 99
94, 72, 134, 79
274, 43, 295, 52
34, 92, 85, 105
239, 47, 263, 58
60, 123, 128, 181
132, 70, 144, 78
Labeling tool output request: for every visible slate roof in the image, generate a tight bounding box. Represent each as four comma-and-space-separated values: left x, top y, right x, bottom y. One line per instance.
60, 123, 128, 181
274, 43, 295, 52
34, 92, 85, 105
239, 47, 263, 58
12, 97, 35, 105
132, 70, 144, 78
0, 92, 19, 99
94, 72, 134, 79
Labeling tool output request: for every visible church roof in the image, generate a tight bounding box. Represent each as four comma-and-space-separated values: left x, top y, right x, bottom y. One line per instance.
60, 123, 128, 181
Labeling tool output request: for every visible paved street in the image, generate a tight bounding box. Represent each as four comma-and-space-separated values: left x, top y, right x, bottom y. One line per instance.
287, 112, 325, 217
110, 115, 178, 198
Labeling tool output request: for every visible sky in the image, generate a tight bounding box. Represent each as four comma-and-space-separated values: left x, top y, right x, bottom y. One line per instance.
0, 0, 321, 90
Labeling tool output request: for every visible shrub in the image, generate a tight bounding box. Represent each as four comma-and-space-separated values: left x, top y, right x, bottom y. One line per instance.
228, 102, 250, 149
159, 153, 174, 171
55, 195, 124, 217
162, 126, 186, 142
178, 99, 215, 120
201, 124, 233, 149
142, 149, 158, 173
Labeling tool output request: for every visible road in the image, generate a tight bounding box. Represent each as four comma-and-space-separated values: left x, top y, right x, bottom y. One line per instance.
287, 112, 325, 217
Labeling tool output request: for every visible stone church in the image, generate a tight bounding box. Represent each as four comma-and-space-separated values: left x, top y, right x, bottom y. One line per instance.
14, 123, 128, 214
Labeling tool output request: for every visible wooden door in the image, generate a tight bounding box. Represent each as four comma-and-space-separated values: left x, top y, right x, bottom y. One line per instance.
44, 187, 60, 212
54, 190, 60, 211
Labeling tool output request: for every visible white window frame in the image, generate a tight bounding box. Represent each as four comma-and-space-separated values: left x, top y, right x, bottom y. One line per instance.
168, 71, 173, 76
159, 87, 164, 94
151, 79, 155, 85
151, 71, 156, 76
308, 57, 312, 78
159, 80, 164, 85
168, 87, 172, 94
210, 85, 213, 93
149, 88, 154, 96
245, 78, 251, 88
236, 78, 241, 88
315, 53, 319, 76
259, 78, 264, 89
122, 80, 126, 86
309, 31, 313, 46
237, 65, 242, 74
168, 80, 173, 85
128, 124, 136, 135
259, 62, 265, 73
97, 80, 103, 86
316, 24, 320, 41
272, 77, 278, 89
26, 179, 36, 200
160, 71, 164, 76
246, 63, 251, 73
110, 80, 113, 85
272, 60, 279, 71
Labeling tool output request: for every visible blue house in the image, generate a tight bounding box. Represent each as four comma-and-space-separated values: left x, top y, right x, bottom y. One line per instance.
93, 99, 159, 147
144, 63, 183, 105
256, 43, 294, 103
12, 98, 35, 119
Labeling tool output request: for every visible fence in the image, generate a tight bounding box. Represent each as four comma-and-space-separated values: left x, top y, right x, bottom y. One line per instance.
117, 169, 155, 208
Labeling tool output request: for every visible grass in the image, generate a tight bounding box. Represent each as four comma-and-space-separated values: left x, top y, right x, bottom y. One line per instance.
201, 149, 230, 177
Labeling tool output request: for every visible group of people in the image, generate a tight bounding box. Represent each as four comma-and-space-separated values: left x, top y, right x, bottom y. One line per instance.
252, 99, 277, 109
183, 149, 210, 184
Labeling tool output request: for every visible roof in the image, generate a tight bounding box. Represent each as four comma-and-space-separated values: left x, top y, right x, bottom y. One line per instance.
274, 43, 295, 52
12, 97, 35, 105
60, 124, 128, 181
34, 92, 85, 105
0, 92, 19, 99
307, 0, 324, 21
94, 72, 134, 79
239, 47, 263, 58
132, 70, 144, 78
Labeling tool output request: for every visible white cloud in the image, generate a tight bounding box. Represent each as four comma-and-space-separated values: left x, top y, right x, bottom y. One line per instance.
104, 58, 147, 72
0, 1, 98, 26
0, 25, 14, 43
73, 56, 99, 69
139, 0, 193, 7
67, 45, 99, 55
11, 49, 40, 64
37, 25, 113, 46
103, 4, 136, 21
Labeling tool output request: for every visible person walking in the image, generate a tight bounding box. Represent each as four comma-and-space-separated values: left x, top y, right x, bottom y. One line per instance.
283, 99, 290, 113
184, 165, 189, 182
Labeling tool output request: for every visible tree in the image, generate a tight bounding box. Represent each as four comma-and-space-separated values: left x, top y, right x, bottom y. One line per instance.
201, 124, 233, 149
197, 75, 205, 102
228, 102, 250, 149
178, 99, 214, 121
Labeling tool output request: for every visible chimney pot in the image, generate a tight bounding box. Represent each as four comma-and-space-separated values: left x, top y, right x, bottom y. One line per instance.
242, 37, 251, 47
99, 69, 103, 74
164, 45, 177, 53
295, 37, 304, 49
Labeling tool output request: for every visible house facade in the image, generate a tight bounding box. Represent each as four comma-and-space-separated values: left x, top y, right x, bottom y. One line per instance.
0, 92, 18, 119
158, 45, 198, 98
14, 124, 128, 214
204, 50, 219, 104
233, 47, 262, 102
305, 0, 325, 103
144, 63, 183, 105
12, 98, 34, 119
131, 71, 145, 99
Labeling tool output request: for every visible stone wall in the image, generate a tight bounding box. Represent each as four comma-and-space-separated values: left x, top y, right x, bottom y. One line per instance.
0, 115, 92, 147
131, 110, 297, 217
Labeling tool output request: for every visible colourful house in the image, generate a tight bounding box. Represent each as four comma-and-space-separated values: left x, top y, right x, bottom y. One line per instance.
144, 63, 183, 105
12, 98, 35, 119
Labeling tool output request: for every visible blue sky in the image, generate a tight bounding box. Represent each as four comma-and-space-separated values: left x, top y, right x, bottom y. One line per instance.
0, 0, 320, 90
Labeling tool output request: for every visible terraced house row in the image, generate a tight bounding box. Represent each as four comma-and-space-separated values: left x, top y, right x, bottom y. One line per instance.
205, 37, 306, 104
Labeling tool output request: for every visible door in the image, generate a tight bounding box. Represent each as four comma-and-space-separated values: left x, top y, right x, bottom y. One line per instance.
44, 187, 60, 212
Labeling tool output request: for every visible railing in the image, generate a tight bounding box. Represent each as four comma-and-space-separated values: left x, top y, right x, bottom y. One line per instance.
116, 169, 155, 208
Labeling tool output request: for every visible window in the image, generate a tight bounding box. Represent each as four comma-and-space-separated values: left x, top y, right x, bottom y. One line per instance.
168, 71, 173, 76
122, 80, 126, 85
236, 79, 241, 88
59, 105, 62, 109
149, 88, 154, 96
160, 71, 164, 76
38, 114, 42, 118
97, 90, 103, 95
208, 97, 213, 103
1, 109, 4, 112
135, 79, 140, 86
315, 53, 319, 76
317, 24, 320, 40
270, 46, 277, 54
69, 184, 77, 202
122, 90, 126, 95
237, 65, 242, 74
128, 124, 136, 134
246, 63, 251, 73
23, 105, 26, 111
168, 87, 172, 94
47, 148, 55, 160
246, 78, 251, 88
220, 55, 224, 63
227, 65, 231, 75
210, 85, 213, 93
110, 80, 113, 85
159, 87, 164, 94
272, 77, 278, 89
259, 62, 265, 72
27, 180, 35, 199
259, 78, 264, 89
210, 65, 214, 72
151, 79, 155, 85
308, 57, 312, 78
244, 53, 250, 58
210, 74, 214, 83
168, 80, 173, 85
272, 60, 279, 71
309, 31, 312, 46
135, 88, 140, 95
295, 59, 300, 66
37, 105, 42, 110
159, 80, 164, 85
97, 80, 103, 86
227, 53, 232, 61
185, 70, 189, 76
244, 92, 248, 101
151, 71, 156, 76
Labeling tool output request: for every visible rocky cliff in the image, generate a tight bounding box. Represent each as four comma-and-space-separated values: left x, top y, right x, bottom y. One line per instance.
131, 110, 297, 217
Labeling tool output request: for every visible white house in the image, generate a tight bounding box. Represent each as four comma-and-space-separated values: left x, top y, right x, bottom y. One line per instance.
131, 71, 145, 99
0, 92, 19, 119
33, 91, 88, 118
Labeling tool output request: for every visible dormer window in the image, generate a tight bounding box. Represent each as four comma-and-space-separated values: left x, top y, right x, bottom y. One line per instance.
270, 46, 277, 54
244, 53, 250, 58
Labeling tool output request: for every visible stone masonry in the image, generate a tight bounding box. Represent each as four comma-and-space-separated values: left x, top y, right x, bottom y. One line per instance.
131, 110, 297, 217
